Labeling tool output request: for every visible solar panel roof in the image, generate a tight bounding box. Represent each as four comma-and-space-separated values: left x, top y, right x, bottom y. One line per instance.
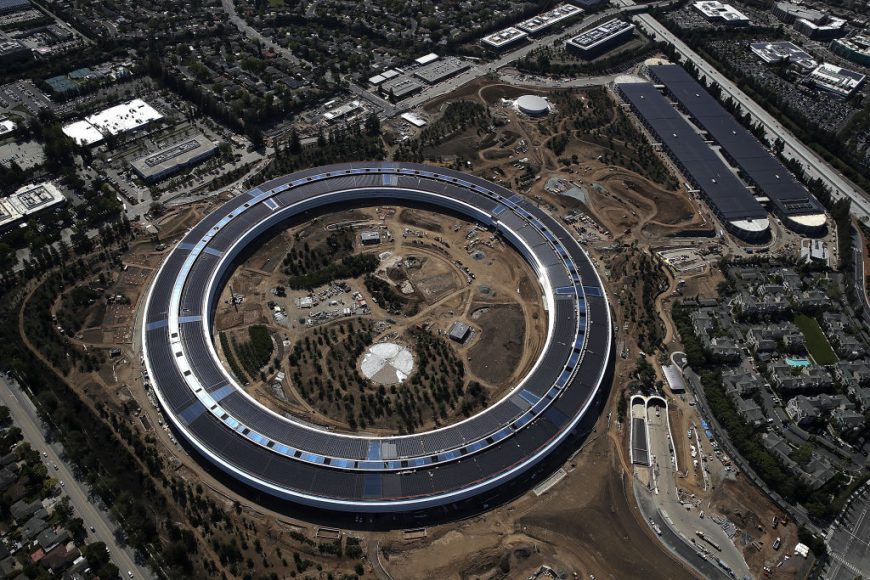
648, 65, 823, 217
618, 82, 767, 221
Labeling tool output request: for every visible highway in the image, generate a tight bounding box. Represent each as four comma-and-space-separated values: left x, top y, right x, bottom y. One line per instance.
0, 375, 152, 580
634, 14, 870, 222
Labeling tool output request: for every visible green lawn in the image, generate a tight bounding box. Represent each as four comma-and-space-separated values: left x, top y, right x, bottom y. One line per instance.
793, 314, 839, 365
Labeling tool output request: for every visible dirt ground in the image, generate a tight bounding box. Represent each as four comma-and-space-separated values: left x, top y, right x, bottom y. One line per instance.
214, 204, 546, 434
382, 392, 693, 580
36, 75, 816, 580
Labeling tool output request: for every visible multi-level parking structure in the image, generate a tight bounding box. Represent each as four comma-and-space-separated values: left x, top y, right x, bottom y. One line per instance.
142, 162, 613, 514
648, 64, 827, 236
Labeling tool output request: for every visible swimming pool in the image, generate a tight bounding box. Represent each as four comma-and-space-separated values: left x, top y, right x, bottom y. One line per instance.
785, 357, 811, 367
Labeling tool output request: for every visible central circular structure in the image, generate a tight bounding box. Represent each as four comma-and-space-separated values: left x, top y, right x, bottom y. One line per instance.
360, 342, 414, 385
141, 162, 613, 516
515, 94, 550, 117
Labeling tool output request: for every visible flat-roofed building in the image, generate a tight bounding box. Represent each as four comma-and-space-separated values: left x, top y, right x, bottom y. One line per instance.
400, 112, 427, 127
131, 134, 218, 184
0, 33, 28, 64
796, 16, 847, 39
414, 53, 438, 66
749, 40, 817, 69
481, 27, 528, 51
0, 181, 65, 231
448, 321, 471, 343
360, 230, 380, 245
807, 62, 865, 98
831, 35, 870, 67
413, 57, 470, 85
0, 0, 30, 15
517, 4, 583, 35
616, 79, 770, 241
692, 1, 750, 25
322, 100, 362, 123
773, 2, 846, 39
566, 18, 634, 59
62, 98, 163, 146
647, 64, 826, 236
379, 76, 423, 101
570, 0, 606, 8
0, 118, 15, 136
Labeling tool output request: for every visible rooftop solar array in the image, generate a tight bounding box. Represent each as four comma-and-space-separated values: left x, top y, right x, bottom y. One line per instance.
142, 162, 613, 512
567, 19, 634, 50
648, 65, 824, 219
617, 81, 766, 223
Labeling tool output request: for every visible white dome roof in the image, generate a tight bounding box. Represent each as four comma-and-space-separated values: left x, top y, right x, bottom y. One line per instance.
516, 94, 549, 116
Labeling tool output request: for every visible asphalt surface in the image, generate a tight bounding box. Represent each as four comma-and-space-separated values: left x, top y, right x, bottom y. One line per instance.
851, 226, 870, 323
825, 482, 870, 579
0, 375, 152, 579
634, 14, 870, 222
634, 484, 729, 579
644, 401, 749, 578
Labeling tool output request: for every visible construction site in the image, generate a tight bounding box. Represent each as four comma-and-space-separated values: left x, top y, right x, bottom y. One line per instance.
11, 71, 830, 579
211, 203, 546, 435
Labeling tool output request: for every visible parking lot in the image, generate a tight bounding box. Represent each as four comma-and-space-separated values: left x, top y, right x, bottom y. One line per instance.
0, 80, 54, 117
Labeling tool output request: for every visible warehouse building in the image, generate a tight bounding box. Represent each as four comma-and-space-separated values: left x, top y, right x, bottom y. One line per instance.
807, 63, 865, 98
0, 182, 65, 231
131, 134, 218, 184
566, 19, 635, 59
692, 1, 749, 25
616, 80, 770, 241
749, 40, 817, 70
413, 57, 470, 85
648, 64, 826, 236
831, 35, 870, 67
481, 27, 528, 51
517, 4, 583, 35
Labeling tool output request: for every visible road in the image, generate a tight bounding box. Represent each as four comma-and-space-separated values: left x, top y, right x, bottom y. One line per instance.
220, 0, 311, 68
0, 375, 152, 580
634, 486, 730, 579
851, 226, 870, 324
683, 368, 822, 535
644, 401, 750, 578
634, 14, 870, 222
825, 482, 870, 579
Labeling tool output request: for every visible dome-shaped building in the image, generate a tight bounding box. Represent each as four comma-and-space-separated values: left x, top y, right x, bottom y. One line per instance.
515, 94, 550, 117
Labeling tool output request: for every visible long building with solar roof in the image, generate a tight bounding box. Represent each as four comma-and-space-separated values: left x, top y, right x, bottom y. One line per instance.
142, 162, 613, 515
647, 64, 826, 235
616, 80, 770, 241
